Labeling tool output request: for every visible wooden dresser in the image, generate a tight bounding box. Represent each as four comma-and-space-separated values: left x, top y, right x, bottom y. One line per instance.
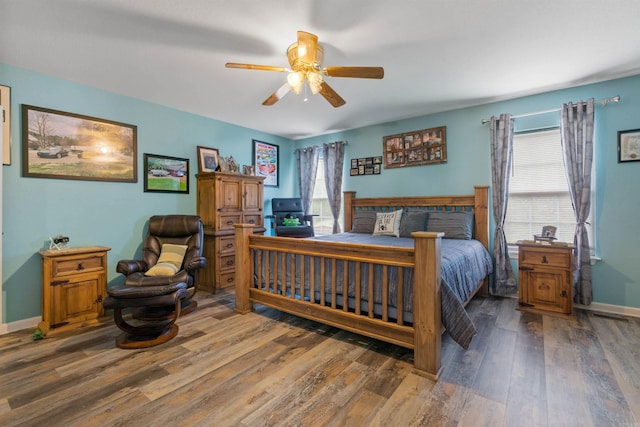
197, 172, 265, 292
516, 241, 575, 316
38, 246, 111, 334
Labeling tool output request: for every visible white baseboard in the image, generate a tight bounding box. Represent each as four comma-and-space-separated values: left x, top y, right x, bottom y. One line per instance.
0, 316, 40, 335
1, 302, 638, 335
576, 302, 640, 318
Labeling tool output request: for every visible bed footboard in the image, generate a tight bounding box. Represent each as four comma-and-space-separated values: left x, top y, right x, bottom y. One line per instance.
234, 223, 444, 380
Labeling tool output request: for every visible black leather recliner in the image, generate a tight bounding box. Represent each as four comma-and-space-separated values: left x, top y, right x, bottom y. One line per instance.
270, 198, 316, 238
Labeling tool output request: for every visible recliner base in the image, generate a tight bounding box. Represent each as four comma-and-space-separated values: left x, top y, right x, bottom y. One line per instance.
115, 324, 179, 349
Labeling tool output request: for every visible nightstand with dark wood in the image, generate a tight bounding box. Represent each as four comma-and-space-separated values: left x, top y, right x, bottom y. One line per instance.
516, 240, 575, 316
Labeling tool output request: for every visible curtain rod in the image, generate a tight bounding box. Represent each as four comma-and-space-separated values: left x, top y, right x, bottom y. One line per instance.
480, 95, 620, 125
296, 141, 348, 152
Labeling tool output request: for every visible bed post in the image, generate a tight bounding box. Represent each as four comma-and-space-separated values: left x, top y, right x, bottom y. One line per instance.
473, 185, 489, 250
412, 231, 443, 381
343, 191, 356, 233
234, 224, 254, 314
474, 185, 490, 296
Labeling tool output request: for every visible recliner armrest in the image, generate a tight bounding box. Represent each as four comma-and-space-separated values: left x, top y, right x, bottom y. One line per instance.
185, 256, 207, 272
116, 259, 148, 276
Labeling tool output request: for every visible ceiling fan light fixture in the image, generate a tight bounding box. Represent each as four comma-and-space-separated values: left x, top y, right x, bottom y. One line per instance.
227, 31, 383, 108
287, 71, 304, 94
307, 71, 323, 95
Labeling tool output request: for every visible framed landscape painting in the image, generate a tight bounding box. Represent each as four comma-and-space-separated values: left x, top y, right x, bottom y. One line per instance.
144, 153, 189, 193
21, 105, 137, 182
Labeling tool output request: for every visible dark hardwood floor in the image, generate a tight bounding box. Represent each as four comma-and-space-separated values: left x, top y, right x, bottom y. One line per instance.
0, 290, 638, 426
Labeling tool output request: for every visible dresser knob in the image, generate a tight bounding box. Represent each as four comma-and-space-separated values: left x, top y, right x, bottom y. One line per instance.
541, 256, 548, 264
77, 263, 85, 270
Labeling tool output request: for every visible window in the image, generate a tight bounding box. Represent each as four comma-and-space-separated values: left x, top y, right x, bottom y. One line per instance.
310, 155, 342, 235
505, 128, 594, 251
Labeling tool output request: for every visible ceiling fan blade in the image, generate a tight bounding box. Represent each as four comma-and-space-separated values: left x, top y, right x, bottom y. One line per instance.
225, 63, 288, 73
322, 66, 384, 79
319, 82, 346, 108
297, 31, 319, 64
262, 83, 291, 106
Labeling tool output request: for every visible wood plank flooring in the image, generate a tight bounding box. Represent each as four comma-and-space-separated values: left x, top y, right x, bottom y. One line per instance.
0, 290, 638, 427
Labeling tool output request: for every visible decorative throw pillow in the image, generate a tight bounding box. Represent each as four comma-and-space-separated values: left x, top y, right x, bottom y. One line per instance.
373, 209, 403, 237
399, 210, 429, 238
351, 210, 377, 233
426, 211, 474, 240
145, 243, 188, 276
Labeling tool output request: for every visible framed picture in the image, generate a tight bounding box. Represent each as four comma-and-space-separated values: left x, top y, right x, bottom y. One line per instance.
1, 85, 11, 165
253, 139, 279, 187
144, 153, 189, 193
383, 126, 447, 169
197, 146, 220, 172
21, 105, 137, 182
618, 128, 640, 163
350, 156, 383, 176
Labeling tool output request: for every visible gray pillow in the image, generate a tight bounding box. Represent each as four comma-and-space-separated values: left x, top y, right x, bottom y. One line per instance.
426, 211, 474, 239
399, 210, 429, 238
351, 210, 377, 233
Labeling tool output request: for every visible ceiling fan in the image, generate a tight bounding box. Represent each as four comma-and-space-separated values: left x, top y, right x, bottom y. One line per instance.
225, 31, 384, 108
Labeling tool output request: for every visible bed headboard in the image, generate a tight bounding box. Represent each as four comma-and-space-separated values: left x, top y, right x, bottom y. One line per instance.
343, 185, 489, 250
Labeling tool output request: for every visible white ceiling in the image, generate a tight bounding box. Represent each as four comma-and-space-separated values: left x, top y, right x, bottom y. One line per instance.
2, 0, 640, 140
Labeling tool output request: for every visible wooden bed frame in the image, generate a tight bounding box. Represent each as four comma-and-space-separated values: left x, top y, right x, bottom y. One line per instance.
234, 185, 489, 380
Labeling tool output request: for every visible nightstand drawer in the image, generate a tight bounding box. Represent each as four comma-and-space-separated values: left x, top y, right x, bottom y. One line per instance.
53, 254, 105, 277
520, 248, 571, 268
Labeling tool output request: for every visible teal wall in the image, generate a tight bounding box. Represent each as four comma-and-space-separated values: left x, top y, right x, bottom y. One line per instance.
299, 74, 640, 310
1, 63, 294, 323
2, 62, 639, 325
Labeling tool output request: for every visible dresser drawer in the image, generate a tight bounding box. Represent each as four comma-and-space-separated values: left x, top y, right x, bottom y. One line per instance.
243, 214, 263, 227
520, 248, 571, 269
216, 236, 235, 254
218, 214, 242, 231
219, 254, 236, 270
52, 254, 105, 277
219, 271, 236, 289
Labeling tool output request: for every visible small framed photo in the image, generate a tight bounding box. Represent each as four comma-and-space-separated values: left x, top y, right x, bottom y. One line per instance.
253, 139, 279, 187
144, 153, 189, 193
197, 146, 220, 172
618, 129, 640, 163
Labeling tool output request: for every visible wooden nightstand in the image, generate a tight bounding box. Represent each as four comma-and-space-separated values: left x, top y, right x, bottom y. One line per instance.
516, 241, 575, 316
38, 246, 111, 335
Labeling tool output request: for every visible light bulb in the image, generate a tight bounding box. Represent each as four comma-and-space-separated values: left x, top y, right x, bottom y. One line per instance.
307, 71, 323, 95
287, 71, 304, 94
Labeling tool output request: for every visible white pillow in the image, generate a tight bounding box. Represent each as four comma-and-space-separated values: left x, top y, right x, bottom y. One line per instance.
145, 244, 188, 276
373, 209, 403, 237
